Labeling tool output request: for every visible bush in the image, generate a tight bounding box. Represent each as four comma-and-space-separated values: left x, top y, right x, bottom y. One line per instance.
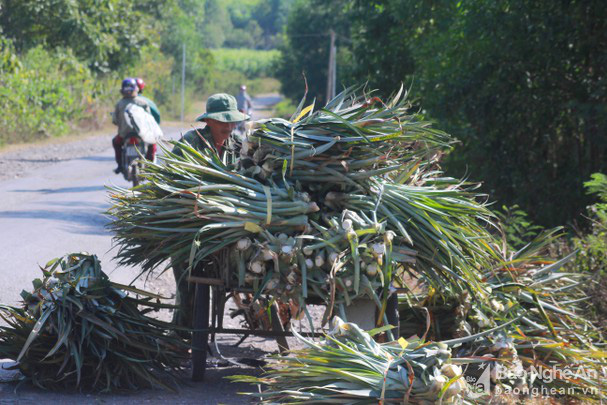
495, 205, 543, 250
573, 174, 607, 276
572, 173, 607, 331
127, 45, 182, 120
0, 41, 106, 144
271, 98, 296, 119
206, 48, 279, 102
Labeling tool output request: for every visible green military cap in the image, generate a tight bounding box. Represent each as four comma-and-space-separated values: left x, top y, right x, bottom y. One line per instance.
195, 93, 249, 122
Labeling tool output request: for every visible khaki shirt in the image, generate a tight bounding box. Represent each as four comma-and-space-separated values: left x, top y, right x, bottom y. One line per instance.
172, 127, 221, 156
112, 96, 151, 137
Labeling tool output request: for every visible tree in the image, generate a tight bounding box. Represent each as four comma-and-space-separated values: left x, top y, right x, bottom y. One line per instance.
200, 0, 231, 48
346, 0, 455, 97
414, 0, 607, 226
275, 0, 352, 105
252, 0, 294, 48
159, 0, 214, 89
278, 0, 607, 226
0, 0, 158, 71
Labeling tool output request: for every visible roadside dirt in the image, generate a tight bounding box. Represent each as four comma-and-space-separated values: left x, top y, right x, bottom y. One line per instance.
0, 131, 112, 182
0, 122, 187, 182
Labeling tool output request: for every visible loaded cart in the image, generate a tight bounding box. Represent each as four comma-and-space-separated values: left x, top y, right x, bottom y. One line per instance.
187, 252, 401, 381
108, 87, 486, 386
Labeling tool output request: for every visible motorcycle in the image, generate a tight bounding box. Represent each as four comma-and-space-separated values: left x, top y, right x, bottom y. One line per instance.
121, 132, 148, 187
116, 103, 162, 187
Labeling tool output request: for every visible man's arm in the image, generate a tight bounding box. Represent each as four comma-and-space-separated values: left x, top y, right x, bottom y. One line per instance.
135, 97, 152, 114
112, 102, 119, 126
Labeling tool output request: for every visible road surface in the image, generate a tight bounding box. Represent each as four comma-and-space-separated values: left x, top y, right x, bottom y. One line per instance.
0, 95, 286, 404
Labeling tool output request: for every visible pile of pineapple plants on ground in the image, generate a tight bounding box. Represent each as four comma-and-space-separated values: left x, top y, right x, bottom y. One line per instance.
0, 253, 187, 391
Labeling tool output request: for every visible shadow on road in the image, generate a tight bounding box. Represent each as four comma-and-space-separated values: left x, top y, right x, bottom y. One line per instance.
11, 185, 106, 194
38, 201, 109, 210
0, 209, 110, 236
0, 362, 260, 404
3, 157, 63, 163
76, 155, 114, 162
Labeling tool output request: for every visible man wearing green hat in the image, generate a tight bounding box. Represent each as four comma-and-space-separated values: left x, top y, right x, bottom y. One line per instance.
173, 93, 249, 158
171, 93, 249, 330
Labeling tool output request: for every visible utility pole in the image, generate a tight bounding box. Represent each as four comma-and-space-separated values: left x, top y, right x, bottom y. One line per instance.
326, 29, 337, 103
181, 43, 186, 122
330, 31, 337, 101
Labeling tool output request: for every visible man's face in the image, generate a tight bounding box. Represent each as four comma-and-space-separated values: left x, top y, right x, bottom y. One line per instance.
205, 119, 237, 143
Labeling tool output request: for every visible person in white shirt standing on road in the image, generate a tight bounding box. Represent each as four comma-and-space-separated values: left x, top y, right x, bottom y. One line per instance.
236, 84, 252, 116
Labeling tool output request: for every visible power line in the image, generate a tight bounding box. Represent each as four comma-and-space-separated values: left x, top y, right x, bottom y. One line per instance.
289, 32, 352, 44
289, 33, 329, 38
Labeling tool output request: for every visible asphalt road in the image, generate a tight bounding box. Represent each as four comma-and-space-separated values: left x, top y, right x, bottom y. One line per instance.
0, 95, 285, 404
0, 133, 176, 307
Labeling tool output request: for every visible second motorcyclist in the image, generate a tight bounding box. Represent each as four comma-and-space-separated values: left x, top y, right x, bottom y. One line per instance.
111, 78, 156, 174
135, 78, 161, 125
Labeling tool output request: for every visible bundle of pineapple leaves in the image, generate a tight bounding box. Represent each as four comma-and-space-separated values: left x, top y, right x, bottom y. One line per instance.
108, 86, 497, 323
230, 318, 470, 404
0, 253, 188, 392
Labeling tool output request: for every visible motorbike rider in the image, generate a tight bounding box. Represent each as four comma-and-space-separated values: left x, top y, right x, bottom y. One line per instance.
171, 93, 248, 329
111, 78, 155, 174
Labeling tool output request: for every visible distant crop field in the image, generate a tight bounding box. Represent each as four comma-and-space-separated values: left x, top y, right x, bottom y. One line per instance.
212, 48, 280, 78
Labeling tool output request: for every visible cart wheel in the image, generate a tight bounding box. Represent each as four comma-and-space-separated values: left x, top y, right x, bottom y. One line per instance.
270, 303, 289, 353
192, 283, 210, 381
386, 293, 400, 340
131, 164, 140, 187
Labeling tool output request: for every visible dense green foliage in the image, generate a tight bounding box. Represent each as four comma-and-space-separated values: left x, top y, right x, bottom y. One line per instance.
572, 173, 607, 330
0, 0, 171, 143
574, 174, 607, 276
212, 48, 279, 78
0, 0, 172, 142
221, 0, 294, 49
277, 0, 607, 227
158, 0, 214, 91
0, 0, 160, 72
271, 98, 297, 119
275, 0, 352, 106
495, 205, 543, 250
0, 0, 288, 144
416, 1, 607, 227
206, 48, 281, 97
0, 39, 112, 144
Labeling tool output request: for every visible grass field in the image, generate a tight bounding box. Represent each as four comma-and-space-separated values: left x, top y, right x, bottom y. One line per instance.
211, 48, 280, 78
